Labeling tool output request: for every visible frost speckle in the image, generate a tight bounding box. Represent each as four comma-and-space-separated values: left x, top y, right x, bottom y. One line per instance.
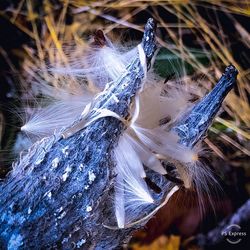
84, 185, 89, 190
44, 191, 52, 199
79, 163, 84, 171
62, 172, 68, 182
8, 233, 23, 249
35, 157, 43, 165
76, 239, 86, 248
62, 165, 72, 182
88, 170, 96, 183
62, 146, 70, 156
58, 211, 66, 219
62, 237, 69, 244
112, 94, 119, 103
57, 207, 63, 213
51, 157, 60, 169
86, 206, 92, 212
28, 207, 32, 215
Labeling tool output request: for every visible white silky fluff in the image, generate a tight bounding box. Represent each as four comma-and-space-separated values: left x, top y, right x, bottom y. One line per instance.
20, 80, 94, 141
180, 146, 221, 215
21, 99, 88, 139
114, 134, 154, 228
21, 38, 139, 140
131, 125, 196, 164
136, 74, 195, 129
19, 33, 217, 228
52, 37, 137, 90
125, 132, 167, 175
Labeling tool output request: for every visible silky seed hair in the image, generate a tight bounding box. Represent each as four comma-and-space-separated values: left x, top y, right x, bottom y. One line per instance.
18, 30, 218, 228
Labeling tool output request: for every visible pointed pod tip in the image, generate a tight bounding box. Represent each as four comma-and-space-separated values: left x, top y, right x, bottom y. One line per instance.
142, 18, 157, 69
92, 30, 107, 47
172, 64, 238, 147
224, 64, 238, 78
145, 18, 157, 30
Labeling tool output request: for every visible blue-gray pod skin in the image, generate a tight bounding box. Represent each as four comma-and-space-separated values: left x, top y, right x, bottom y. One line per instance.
0, 17, 237, 249
0, 18, 157, 250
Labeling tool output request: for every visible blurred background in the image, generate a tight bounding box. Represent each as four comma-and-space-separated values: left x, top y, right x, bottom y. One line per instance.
0, 1, 249, 249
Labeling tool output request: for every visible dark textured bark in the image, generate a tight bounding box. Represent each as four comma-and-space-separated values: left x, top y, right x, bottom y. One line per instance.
192, 199, 250, 248
0, 18, 238, 249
